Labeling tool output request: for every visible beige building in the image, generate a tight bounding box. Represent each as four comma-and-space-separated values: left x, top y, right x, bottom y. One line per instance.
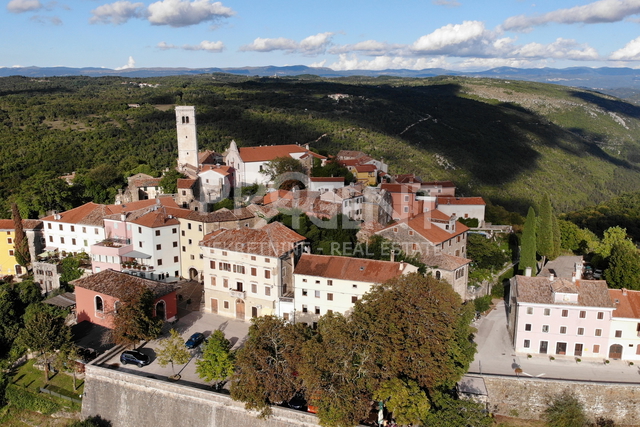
200, 222, 306, 321
292, 254, 418, 325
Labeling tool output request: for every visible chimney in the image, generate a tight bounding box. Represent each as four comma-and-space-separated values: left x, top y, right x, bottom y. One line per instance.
120, 213, 126, 222
574, 263, 582, 281
524, 266, 532, 277
549, 273, 554, 281
622, 288, 628, 296
390, 250, 395, 263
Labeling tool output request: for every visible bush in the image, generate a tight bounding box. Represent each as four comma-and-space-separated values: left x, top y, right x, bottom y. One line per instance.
544, 390, 587, 427
5, 384, 60, 415
491, 282, 505, 298
474, 295, 492, 313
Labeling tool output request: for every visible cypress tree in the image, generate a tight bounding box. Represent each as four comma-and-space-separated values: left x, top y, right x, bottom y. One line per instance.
551, 213, 561, 260
520, 207, 537, 275
536, 194, 554, 268
11, 203, 30, 269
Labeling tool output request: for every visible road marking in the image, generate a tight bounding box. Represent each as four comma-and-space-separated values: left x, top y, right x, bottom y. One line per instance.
536, 373, 546, 377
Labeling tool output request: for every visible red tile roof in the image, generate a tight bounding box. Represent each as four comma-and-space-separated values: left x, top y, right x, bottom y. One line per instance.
73, 269, 178, 299
354, 164, 377, 173
177, 178, 197, 189
200, 221, 305, 257
378, 210, 469, 245
437, 196, 486, 206
609, 288, 640, 319
422, 253, 471, 271
514, 276, 614, 308
238, 144, 326, 163
0, 219, 43, 230
380, 183, 421, 193
294, 254, 416, 283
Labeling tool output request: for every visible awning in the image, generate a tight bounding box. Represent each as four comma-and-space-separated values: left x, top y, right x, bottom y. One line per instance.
121, 250, 152, 259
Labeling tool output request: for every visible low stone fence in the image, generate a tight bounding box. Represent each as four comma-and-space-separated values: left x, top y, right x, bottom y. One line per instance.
478, 374, 640, 425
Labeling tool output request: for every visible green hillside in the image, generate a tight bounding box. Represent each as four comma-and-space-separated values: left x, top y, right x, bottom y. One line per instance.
2, 74, 640, 217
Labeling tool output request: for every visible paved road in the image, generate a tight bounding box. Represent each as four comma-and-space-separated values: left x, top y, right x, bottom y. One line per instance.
469, 300, 640, 383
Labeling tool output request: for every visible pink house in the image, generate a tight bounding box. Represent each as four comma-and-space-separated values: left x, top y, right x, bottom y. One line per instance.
380, 183, 425, 221
74, 269, 179, 329
509, 275, 615, 359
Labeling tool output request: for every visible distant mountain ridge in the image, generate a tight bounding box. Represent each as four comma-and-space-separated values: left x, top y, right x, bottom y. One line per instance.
4, 65, 640, 91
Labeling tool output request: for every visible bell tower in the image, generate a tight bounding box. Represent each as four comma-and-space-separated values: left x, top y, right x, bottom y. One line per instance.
176, 106, 198, 169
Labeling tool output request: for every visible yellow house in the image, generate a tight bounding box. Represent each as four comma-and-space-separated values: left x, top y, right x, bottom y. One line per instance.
354, 164, 378, 186
0, 220, 20, 276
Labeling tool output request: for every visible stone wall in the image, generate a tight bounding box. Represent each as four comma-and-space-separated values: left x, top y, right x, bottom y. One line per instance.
479, 374, 640, 425
81, 365, 320, 427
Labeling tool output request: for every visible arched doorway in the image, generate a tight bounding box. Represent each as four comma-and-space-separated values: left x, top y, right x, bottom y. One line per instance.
189, 268, 199, 281
235, 299, 245, 321
155, 300, 166, 320
609, 344, 623, 359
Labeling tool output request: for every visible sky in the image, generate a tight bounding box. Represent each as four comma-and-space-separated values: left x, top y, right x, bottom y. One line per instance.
3, 0, 640, 71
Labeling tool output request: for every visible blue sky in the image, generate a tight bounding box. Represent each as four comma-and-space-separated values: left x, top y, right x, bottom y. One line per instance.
3, 0, 640, 71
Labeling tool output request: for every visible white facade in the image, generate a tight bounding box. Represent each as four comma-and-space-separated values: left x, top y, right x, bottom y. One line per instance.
43, 218, 104, 254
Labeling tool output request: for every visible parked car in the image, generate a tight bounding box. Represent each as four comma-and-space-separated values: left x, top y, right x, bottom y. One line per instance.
185, 332, 205, 349
287, 392, 307, 410
594, 269, 603, 279
120, 350, 150, 367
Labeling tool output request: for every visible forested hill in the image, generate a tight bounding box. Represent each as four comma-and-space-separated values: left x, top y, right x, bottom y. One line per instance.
2, 73, 640, 218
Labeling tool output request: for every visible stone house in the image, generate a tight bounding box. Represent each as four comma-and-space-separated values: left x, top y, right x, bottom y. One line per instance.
74, 269, 179, 328
199, 222, 306, 321
292, 254, 418, 325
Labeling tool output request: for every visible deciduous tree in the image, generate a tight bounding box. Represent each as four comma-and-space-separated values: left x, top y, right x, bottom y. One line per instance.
156, 329, 191, 376
111, 285, 163, 348
605, 242, 640, 290
196, 329, 235, 389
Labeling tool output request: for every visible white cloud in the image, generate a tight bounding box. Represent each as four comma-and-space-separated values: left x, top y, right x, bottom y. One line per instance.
240, 33, 334, 55
7, 0, 42, 13
455, 57, 550, 71
90, 1, 146, 24
432, 0, 461, 7
502, 0, 640, 32
115, 56, 136, 70
158, 40, 224, 52
147, 0, 235, 27
329, 40, 403, 56
411, 21, 492, 55
610, 36, 640, 60
325, 53, 451, 71
513, 38, 599, 60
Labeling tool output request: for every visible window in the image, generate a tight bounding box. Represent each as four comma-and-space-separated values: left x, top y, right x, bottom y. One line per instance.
173, 241, 178, 247
302, 305, 308, 313
265, 286, 271, 296
403, 206, 409, 213
524, 339, 530, 348
265, 258, 270, 263
265, 270, 271, 279
560, 326, 567, 334
6, 237, 12, 244
60, 237, 65, 244
315, 306, 320, 315
70, 225, 75, 232
251, 256, 256, 261
615, 330, 622, 338
211, 277, 216, 287
48, 223, 52, 229
181, 230, 185, 236
84, 240, 88, 246
525, 324, 532, 331
59, 224, 63, 231
597, 312, 604, 320
95, 228, 99, 235
188, 223, 192, 230
72, 238, 76, 245
190, 255, 195, 260
138, 227, 142, 233
595, 328, 602, 337
542, 325, 549, 333
315, 290, 321, 298
8, 250, 14, 256
157, 259, 163, 266
82, 226, 86, 233
156, 244, 162, 250
251, 283, 257, 293
351, 296, 358, 304
223, 278, 228, 288
172, 228, 177, 234
561, 309, 568, 317
155, 230, 160, 236
222, 251, 228, 256
637, 345, 640, 356
527, 307, 533, 315
188, 239, 192, 245
327, 293, 333, 301
579, 311, 586, 319
139, 242, 143, 248
198, 225, 202, 232
233, 265, 245, 274
182, 246, 186, 252
302, 289, 308, 296
327, 279, 333, 286
577, 327, 584, 336
95, 296, 104, 312
174, 256, 179, 262
219, 263, 231, 272
49, 236, 53, 242
404, 195, 409, 202
593, 345, 600, 354
251, 267, 257, 276
210, 260, 216, 269
223, 301, 229, 309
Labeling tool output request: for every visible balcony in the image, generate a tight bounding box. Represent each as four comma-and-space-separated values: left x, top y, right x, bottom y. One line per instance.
91, 238, 133, 257
230, 289, 246, 299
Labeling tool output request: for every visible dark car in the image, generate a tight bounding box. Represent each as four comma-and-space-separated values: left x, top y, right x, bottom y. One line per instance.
185, 332, 205, 349
120, 350, 150, 367
287, 392, 307, 410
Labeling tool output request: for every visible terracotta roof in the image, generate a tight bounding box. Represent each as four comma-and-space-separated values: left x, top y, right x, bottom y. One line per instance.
514, 276, 614, 308
73, 269, 178, 299
200, 221, 305, 257
437, 196, 486, 206
129, 208, 181, 228
182, 207, 255, 223
422, 181, 456, 188
380, 183, 421, 193
294, 254, 416, 283
336, 150, 368, 160
41, 202, 108, 226
130, 177, 161, 188
262, 190, 294, 205
0, 219, 44, 230
609, 289, 640, 319
177, 178, 197, 189
354, 164, 377, 172
238, 144, 325, 163
198, 150, 221, 165
199, 165, 232, 176
269, 197, 339, 219
423, 253, 471, 271
309, 177, 344, 182
404, 211, 468, 244
394, 174, 422, 184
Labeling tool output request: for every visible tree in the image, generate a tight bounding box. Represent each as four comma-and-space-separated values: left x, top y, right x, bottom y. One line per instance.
537, 194, 558, 267
111, 285, 163, 348
230, 316, 310, 417
594, 226, 632, 260
11, 203, 30, 269
520, 207, 537, 275
299, 312, 377, 427
17, 303, 73, 382
544, 391, 588, 427
551, 213, 562, 260
605, 242, 640, 290
260, 156, 307, 189
467, 233, 509, 270
155, 329, 191, 376
423, 392, 492, 427
196, 329, 235, 389
60, 255, 84, 286
159, 169, 186, 194
373, 378, 431, 426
